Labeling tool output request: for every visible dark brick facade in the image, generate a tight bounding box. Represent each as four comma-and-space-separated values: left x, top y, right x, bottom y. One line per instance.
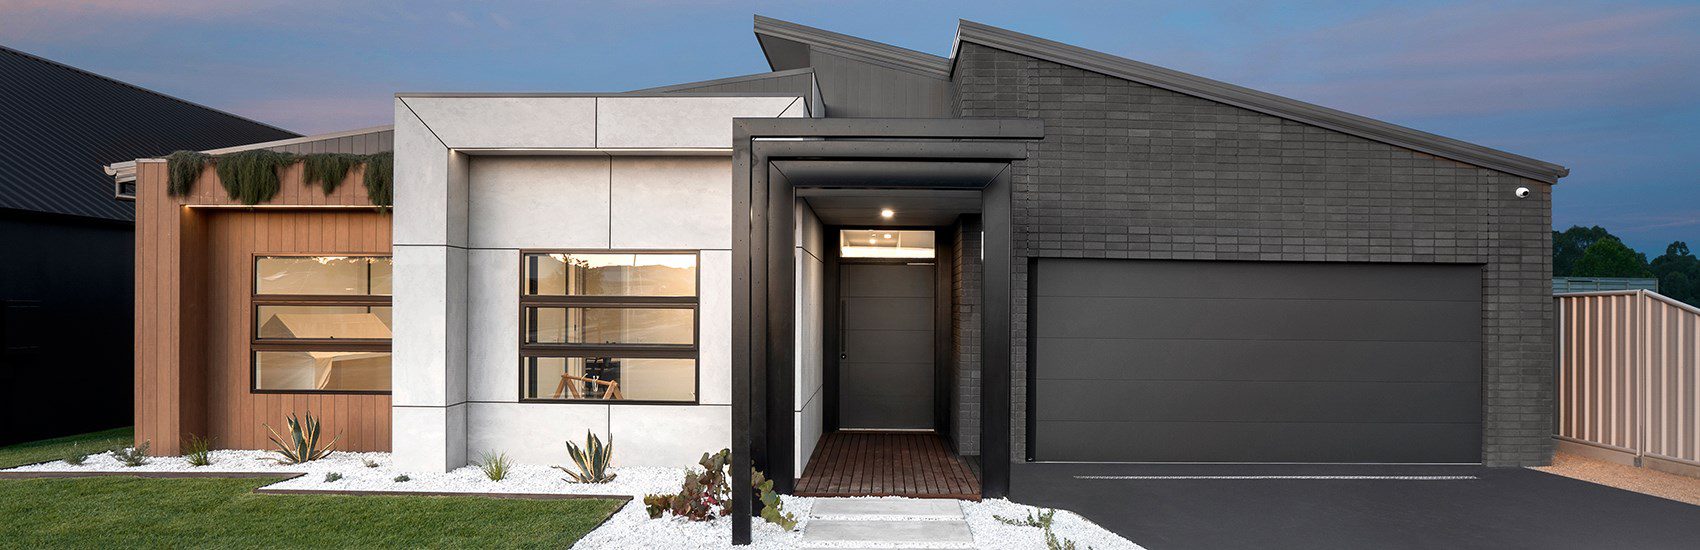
952, 42, 1554, 466
950, 215, 983, 455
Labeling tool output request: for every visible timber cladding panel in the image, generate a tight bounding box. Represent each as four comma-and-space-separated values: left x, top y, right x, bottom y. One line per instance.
134, 160, 391, 455
952, 42, 1553, 466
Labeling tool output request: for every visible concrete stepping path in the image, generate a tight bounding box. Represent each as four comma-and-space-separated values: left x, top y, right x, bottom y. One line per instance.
802, 498, 973, 548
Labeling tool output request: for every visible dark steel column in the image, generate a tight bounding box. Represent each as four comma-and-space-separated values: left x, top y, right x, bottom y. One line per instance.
980, 166, 1013, 498
765, 165, 797, 492
730, 129, 754, 545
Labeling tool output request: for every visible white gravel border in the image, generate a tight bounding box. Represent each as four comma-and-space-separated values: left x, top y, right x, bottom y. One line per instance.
6, 449, 1143, 549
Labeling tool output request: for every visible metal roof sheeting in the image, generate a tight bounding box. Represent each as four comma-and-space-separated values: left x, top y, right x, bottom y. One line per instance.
0, 44, 298, 222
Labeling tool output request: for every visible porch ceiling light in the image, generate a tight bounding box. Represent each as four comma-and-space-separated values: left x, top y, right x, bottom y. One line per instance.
883, 234, 892, 239
880, 209, 894, 219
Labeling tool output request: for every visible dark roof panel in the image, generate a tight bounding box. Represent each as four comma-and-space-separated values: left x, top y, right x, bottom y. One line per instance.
0, 45, 298, 221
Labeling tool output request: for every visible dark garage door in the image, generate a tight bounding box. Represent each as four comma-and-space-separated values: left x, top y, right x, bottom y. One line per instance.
1032, 260, 1482, 463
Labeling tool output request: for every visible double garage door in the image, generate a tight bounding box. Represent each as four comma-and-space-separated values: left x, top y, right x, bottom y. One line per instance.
1032, 259, 1482, 463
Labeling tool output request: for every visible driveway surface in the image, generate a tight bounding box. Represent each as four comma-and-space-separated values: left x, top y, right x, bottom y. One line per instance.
1011, 462, 1700, 549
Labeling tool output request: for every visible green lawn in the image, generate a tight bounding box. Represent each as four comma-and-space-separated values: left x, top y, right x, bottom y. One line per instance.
0, 477, 625, 549
0, 427, 133, 469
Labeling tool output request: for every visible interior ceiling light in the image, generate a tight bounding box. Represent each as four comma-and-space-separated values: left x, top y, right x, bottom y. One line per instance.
880, 209, 894, 218
868, 238, 876, 244
883, 234, 893, 239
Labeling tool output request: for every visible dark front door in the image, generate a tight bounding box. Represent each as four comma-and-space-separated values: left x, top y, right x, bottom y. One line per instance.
839, 262, 935, 430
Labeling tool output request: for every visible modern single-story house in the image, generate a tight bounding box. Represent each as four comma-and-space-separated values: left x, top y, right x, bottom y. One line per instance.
0, 44, 296, 446
125, 16, 1566, 542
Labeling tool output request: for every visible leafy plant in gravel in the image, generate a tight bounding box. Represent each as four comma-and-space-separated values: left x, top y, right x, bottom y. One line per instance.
61, 444, 89, 466
264, 411, 339, 464
393, 475, 410, 483
184, 434, 214, 466
996, 508, 1055, 528
642, 448, 796, 531
363, 458, 380, 468
557, 432, 616, 483
324, 472, 342, 483
479, 451, 512, 482
112, 441, 150, 467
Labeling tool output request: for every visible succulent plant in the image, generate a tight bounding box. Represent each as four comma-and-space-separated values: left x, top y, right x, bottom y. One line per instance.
642, 448, 795, 530
557, 432, 617, 483
264, 411, 339, 464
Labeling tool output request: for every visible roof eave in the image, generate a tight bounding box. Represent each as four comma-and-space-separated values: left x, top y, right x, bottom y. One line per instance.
951, 19, 1569, 184
754, 15, 953, 80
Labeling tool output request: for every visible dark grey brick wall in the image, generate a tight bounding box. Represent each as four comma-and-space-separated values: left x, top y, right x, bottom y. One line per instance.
952, 42, 1554, 467
950, 215, 983, 455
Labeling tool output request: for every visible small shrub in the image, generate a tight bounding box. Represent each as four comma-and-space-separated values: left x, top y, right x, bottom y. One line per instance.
165, 150, 210, 196
1045, 529, 1079, 550
112, 441, 150, 467
214, 149, 294, 205
61, 444, 89, 466
301, 153, 362, 193
263, 410, 339, 464
642, 448, 796, 531
996, 508, 1055, 528
557, 432, 616, 483
393, 474, 410, 483
184, 434, 214, 466
478, 451, 512, 482
362, 152, 393, 209
324, 472, 342, 483
362, 458, 380, 468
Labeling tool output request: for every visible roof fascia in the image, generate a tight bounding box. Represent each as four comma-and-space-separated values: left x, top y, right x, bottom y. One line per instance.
628, 67, 817, 94
754, 15, 952, 80
952, 19, 1569, 183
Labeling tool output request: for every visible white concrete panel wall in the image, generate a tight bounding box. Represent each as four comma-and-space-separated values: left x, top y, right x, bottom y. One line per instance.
795, 201, 826, 472
395, 94, 802, 472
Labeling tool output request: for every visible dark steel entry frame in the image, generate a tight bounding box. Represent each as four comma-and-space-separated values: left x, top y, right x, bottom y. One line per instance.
731, 118, 1042, 544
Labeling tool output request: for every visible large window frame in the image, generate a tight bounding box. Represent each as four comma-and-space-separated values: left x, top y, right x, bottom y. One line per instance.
250, 254, 393, 395
518, 250, 701, 405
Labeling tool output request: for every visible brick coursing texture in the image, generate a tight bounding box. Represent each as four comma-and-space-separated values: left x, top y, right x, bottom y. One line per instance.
951, 43, 1554, 466
950, 215, 984, 455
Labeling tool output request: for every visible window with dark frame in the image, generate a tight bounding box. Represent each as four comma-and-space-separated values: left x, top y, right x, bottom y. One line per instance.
520, 252, 699, 403
251, 256, 393, 393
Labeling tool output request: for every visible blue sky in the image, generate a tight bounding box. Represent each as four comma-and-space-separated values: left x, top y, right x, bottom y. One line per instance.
3, 0, 1696, 254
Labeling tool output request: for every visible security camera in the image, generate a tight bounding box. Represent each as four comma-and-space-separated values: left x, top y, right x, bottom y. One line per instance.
1515, 187, 1531, 199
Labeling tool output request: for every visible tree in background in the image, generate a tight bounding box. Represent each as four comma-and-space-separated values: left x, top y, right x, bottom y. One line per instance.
1552, 225, 1616, 276
1651, 242, 1700, 306
1573, 238, 1652, 278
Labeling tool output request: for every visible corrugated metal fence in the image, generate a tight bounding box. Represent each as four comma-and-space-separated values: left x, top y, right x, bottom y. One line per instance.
1556, 290, 1700, 477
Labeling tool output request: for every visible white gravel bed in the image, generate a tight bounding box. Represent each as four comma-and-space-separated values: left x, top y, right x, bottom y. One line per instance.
8, 450, 1142, 549
964, 498, 1145, 549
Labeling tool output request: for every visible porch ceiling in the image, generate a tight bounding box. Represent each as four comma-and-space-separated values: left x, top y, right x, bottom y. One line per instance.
800, 188, 980, 226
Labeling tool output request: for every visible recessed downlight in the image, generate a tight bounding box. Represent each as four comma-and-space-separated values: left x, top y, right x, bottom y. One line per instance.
883, 234, 893, 239
880, 209, 894, 219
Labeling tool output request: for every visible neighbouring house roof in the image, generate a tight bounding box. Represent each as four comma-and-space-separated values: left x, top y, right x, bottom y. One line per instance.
753, 16, 1569, 184
0, 45, 300, 221
104, 125, 394, 194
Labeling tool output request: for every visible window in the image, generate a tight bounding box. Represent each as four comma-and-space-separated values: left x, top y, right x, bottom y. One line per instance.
520, 252, 698, 403
839, 229, 936, 258
252, 256, 392, 393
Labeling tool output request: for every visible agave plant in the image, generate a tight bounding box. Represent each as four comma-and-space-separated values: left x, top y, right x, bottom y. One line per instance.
556, 432, 616, 483
264, 411, 339, 464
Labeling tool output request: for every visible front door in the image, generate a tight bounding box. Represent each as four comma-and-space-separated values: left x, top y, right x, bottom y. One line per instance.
838, 262, 935, 430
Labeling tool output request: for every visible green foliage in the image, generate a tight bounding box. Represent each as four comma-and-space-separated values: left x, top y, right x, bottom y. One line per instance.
363, 458, 380, 468
263, 411, 339, 464
557, 432, 617, 483
1651, 241, 1700, 307
112, 441, 150, 467
60, 444, 89, 466
1046, 528, 1080, 550
165, 151, 210, 196
301, 153, 363, 193
324, 472, 343, 483
362, 151, 394, 209
997, 508, 1055, 528
752, 469, 798, 530
641, 449, 795, 531
393, 474, 411, 483
214, 149, 294, 205
1553, 226, 1617, 277
184, 434, 214, 467
478, 451, 512, 481
1575, 238, 1652, 278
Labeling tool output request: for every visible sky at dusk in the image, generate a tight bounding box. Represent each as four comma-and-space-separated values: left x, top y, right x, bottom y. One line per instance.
3, 0, 1696, 254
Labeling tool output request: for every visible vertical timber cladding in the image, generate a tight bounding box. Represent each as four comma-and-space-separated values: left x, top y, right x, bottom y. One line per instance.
952, 41, 1554, 466
1033, 260, 1482, 462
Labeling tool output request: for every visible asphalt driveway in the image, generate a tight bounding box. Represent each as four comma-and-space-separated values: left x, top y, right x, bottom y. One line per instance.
1010, 462, 1700, 549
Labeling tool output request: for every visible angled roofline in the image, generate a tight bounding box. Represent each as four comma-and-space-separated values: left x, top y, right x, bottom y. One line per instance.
628, 67, 816, 94
103, 125, 395, 185
754, 15, 952, 80
951, 20, 1568, 183
0, 44, 297, 138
